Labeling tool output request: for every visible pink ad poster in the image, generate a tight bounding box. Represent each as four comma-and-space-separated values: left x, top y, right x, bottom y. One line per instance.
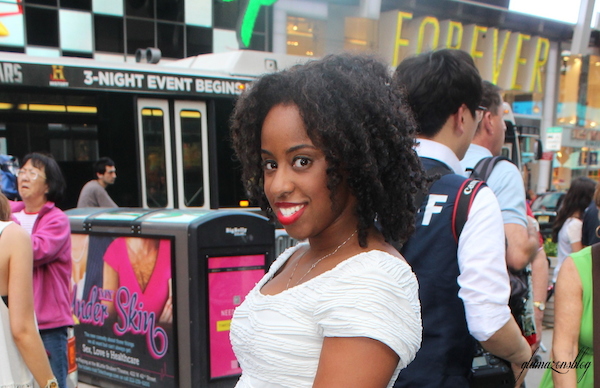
208, 255, 265, 379
71, 234, 176, 388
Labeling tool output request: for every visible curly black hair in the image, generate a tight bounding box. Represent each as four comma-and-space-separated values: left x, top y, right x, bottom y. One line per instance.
230, 53, 425, 247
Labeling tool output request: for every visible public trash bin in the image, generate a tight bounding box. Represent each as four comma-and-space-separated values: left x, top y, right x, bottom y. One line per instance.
66, 208, 275, 388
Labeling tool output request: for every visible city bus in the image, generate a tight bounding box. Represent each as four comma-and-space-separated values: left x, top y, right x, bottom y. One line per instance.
0, 50, 309, 210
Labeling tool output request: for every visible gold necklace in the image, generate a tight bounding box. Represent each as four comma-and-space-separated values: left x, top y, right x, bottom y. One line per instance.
286, 229, 358, 289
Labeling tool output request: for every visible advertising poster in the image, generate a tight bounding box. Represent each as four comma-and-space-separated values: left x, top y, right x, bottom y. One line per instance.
207, 255, 266, 379
71, 234, 176, 388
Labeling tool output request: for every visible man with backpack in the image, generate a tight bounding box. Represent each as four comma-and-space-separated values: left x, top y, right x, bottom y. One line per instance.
461, 82, 540, 271
460, 82, 544, 357
393, 49, 531, 388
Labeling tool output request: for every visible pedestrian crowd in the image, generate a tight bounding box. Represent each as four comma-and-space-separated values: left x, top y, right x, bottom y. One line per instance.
0, 49, 595, 388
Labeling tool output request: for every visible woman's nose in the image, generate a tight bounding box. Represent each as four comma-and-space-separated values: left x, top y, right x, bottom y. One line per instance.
268, 168, 294, 198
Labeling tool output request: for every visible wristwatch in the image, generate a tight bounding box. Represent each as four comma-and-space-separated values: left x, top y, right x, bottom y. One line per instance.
533, 301, 546, 311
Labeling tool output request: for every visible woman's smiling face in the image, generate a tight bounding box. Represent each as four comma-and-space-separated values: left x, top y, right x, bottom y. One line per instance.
260, 104, 355, 241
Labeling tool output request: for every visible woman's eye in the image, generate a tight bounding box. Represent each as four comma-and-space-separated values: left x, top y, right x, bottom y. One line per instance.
262, 160, 276, 170
293, 157, 311, 168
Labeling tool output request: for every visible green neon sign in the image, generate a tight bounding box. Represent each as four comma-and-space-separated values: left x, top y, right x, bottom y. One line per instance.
223, 0, 277, 48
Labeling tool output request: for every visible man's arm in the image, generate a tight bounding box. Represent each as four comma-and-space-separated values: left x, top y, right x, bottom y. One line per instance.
505, 221, 539, 271
479, 315, 532, 385
479, 315, 531, 365
487, 163, 539, 271
530, 247, 549, 350
30, 209, 71, 266
457, 187, 533, 380
96, 185, 118, 207
457, 188, 522, 342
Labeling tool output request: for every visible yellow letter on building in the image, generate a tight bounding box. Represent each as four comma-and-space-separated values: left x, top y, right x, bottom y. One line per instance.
461, 24, 487, 69
378, 11, 413, 67
529, 37, 550, 93
439, 20, 463, 50
496, 32, 530, 91
492, 30, 511, 85
416, 16, 440, 54
393, 12, 414, 67
511, 33, 531, 90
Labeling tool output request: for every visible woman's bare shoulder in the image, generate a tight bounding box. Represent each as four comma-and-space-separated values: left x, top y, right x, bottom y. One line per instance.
556, 256, 582, 293
359, 229, 402, 258
0, 222, 31, 244
365, 239, 403, 260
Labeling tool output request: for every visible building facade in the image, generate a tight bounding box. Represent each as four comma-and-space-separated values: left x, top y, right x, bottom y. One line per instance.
0, 0, 271, 60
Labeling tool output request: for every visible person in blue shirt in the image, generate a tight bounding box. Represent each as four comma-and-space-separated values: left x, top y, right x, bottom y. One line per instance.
461, 82, 540, 271
461, 81, 546, 365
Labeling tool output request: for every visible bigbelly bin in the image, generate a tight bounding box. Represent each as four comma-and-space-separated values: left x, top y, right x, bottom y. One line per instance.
66, 208, 275, 388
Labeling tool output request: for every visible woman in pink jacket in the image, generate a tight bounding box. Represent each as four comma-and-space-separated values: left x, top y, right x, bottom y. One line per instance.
11, 152, 72, 388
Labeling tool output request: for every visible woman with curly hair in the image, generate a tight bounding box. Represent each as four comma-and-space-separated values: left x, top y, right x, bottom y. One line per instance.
551, 176, 595, 283
229, 53, 424, 388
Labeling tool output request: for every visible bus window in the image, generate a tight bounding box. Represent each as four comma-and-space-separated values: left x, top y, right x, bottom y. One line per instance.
214, 99, 251, 208
179, 110, 204, 207
141, 108, 168, 208
48, 123, 99, 162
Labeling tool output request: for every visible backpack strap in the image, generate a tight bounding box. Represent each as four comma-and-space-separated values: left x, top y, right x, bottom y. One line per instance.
452, 179, 486, 242
469, 156, 512, 182
452, 155, 510, 242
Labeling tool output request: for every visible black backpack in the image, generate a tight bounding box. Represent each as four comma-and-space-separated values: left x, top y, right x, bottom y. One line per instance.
467, 156, 512, 182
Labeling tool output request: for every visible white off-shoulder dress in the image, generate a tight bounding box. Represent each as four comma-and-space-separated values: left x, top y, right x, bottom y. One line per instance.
230, 243, 422, 388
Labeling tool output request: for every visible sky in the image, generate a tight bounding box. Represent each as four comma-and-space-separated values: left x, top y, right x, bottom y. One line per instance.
509, 0, 600, 26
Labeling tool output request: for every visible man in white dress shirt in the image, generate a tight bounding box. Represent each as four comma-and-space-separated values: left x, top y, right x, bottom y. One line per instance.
392, 49, 532, 388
